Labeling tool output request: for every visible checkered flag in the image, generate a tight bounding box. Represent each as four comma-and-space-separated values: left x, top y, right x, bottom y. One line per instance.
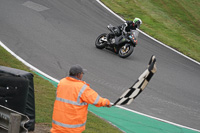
113, 55, 157, 106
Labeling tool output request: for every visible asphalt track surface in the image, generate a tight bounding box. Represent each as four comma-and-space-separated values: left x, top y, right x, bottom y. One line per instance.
0, 0, 200, 131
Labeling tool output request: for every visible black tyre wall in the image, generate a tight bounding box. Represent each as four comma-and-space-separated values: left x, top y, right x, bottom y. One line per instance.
0, 75, 29, 113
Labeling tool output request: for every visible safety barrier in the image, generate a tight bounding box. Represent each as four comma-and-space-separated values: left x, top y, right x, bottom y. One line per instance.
0, 66, 35, 131
0, 105, 29, 133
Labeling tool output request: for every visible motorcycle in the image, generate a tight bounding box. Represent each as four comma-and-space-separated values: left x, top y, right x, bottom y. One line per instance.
95, 24, 139, 58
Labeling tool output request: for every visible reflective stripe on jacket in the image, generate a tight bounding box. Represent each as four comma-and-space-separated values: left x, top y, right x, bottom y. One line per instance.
51, 77, 110, 133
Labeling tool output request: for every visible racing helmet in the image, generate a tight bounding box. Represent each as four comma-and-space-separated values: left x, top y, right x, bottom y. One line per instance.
133, 18, 142, 29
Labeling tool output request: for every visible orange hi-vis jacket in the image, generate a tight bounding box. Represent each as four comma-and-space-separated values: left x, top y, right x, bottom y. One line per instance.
51, 76, 110, 133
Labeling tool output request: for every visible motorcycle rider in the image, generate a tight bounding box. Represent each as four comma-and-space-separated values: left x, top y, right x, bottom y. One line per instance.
107, 18, 142, 45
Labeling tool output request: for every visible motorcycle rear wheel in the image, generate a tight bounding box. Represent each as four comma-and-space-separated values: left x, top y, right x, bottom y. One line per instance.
95, 33, 107, 49
118, 44, 134, 58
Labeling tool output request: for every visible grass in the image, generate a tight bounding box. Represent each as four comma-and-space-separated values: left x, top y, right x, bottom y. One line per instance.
0, 45, 122, 132
1, 0, 199, 132
101, 0, 200, 62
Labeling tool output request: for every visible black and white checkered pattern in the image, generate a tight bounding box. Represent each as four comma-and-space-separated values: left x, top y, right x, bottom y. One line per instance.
113, 55, 157, 106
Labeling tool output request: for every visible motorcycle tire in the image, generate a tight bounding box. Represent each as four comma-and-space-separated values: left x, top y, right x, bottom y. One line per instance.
95, 33, 107, 49
118, 44, 134, 58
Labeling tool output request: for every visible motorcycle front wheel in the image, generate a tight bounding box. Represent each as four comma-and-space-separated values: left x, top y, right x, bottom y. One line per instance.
95, 33, 107, 49
118, 44, 134, 58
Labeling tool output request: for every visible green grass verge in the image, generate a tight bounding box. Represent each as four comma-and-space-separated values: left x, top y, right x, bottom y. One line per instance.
101, 0, 200, 62
0, 46, 122, 132
1, 1, 199, 132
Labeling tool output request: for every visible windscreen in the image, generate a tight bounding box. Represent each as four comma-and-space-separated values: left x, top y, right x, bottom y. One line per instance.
130, 30, 139, 39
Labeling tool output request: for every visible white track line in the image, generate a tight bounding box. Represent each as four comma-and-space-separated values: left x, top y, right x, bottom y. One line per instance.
96, 0, 200, 132
115, 105, 200, 132
1, 1, 199, 132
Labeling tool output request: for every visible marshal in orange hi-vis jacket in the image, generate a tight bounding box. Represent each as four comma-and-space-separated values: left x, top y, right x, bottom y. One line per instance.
51, 65, 111, 133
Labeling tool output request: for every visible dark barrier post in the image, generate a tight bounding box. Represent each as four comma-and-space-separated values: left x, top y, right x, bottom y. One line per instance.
0, 66, 35, 131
